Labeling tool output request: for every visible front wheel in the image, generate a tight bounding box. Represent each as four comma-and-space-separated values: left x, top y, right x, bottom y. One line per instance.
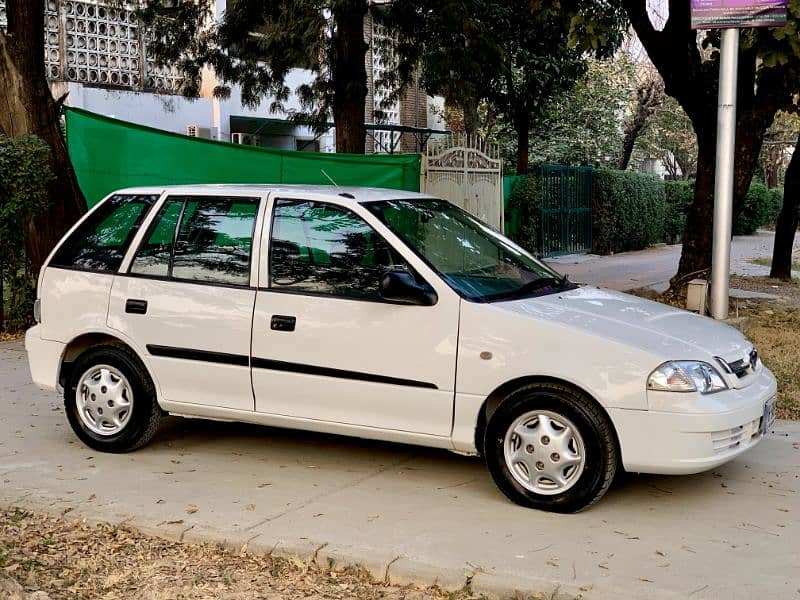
65, 345, 161, 453
484, 383, 618, 513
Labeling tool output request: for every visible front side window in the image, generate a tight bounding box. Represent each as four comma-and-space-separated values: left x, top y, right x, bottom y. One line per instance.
50, 194, 157, 272
366, 199, 572, 302
269, 199, 411, 299
130, 195, 259, 286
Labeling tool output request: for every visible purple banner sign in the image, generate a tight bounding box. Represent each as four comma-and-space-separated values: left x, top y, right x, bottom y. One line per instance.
691, 0, 788, 28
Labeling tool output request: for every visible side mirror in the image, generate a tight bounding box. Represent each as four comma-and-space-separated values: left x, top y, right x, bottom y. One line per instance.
379, 270, 438, 306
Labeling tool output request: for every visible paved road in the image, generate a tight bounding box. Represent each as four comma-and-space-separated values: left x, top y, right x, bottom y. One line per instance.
546, 231, 800, 292
1, 340, 798, 599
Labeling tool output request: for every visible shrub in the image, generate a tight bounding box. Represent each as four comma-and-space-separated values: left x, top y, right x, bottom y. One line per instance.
0, 134, 53, 332
592, 168, 666, 254
505, 173, 541, 254
765, 187, 784, 227
734, 181, 771, 235
663, 180, 694, 244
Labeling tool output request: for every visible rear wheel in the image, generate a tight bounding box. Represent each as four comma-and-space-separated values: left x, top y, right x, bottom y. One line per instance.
484, 383, 617, 512
65, 345, 161, 452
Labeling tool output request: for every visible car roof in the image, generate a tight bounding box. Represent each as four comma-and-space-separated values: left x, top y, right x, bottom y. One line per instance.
112, 184, 436, 205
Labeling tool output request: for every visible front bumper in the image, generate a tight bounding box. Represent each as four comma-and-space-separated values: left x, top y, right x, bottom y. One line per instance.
610, 367, 777, 475
25, 324, 65, 391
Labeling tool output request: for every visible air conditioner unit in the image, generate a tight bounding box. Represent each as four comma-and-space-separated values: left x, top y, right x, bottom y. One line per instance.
231, 133, 262, 146
186, 124, 211, 139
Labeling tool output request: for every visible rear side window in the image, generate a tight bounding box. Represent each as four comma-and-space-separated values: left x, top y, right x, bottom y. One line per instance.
50, 194, 157, 273
130, 195, 259, 286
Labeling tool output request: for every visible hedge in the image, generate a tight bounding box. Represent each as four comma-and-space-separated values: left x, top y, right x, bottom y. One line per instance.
766, 186, 783, 227
663, 180, 694, 244
505, 173, 541, 254
734, 181, 772, 235
0, 134, 53, 331
504, 169, 783, 257
592, 168, 665, 254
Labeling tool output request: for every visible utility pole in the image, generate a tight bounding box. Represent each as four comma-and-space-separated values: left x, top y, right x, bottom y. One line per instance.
709, 29, 739, 320
691, 0, 787, 319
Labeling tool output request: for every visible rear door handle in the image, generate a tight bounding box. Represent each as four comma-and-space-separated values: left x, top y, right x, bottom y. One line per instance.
125, 299, 148, 315
270, 315, 296, 332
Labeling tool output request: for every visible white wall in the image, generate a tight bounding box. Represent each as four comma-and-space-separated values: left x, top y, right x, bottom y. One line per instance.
56, 82, 213, 135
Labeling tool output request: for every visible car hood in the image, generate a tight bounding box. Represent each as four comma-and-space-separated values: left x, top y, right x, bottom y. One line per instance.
494, 285, 752, 364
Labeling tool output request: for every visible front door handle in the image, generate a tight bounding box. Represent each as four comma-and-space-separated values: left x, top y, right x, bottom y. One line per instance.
270, 315, 296, 332
125, 299, 148, 315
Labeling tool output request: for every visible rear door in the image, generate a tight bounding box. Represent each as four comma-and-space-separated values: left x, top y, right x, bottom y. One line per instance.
250, 195, 459, 437
107, 193, 264, 411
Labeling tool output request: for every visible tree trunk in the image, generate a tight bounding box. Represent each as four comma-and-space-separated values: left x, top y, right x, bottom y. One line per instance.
462, 97, 480, 138
515, 112, 529, 175
667, 108, 774, 290
670, 129, 716, 289
731, 111, 772, 221
0, 1, 86, 274
618, 79, 663, 171
770, 134, 800, 280
331, 1, 368, 154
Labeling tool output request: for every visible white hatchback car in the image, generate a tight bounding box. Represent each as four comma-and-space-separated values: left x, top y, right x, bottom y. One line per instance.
26, 185, 777, 512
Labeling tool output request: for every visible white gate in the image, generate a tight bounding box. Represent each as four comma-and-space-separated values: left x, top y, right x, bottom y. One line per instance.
420, 135, 504, 231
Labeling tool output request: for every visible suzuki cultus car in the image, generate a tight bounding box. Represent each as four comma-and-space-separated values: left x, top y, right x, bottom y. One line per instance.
26, 185, 777, 512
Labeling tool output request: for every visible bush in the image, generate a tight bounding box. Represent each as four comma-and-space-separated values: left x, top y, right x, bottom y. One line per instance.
0, 134, 53, 332
734, 181, 771, 235
765, 187, 784, 227
663, 180, 694, 244
592, 168, 666, 254
505, 173, 541, 254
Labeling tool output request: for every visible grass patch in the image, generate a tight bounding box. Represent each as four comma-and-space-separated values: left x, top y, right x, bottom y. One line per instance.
750, 257, 800, 271
744, 307, 800, 420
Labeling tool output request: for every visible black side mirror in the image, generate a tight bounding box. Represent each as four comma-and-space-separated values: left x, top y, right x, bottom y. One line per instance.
379, 270, 438, 306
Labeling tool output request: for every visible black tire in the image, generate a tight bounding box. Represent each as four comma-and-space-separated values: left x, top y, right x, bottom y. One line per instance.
65, 344, 161, 453
484, 382, 617, 513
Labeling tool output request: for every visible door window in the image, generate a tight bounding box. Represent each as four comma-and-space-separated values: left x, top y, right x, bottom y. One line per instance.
50, 194, 158, 272
130, 195, 259, 286
269, 200, 410, 299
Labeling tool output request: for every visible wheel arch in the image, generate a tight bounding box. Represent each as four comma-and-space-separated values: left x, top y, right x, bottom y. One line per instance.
473, 375, 620, 457
59, 332, 150, 390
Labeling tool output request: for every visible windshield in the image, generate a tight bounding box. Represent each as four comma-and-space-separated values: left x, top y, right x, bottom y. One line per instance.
365, 199, 574, 302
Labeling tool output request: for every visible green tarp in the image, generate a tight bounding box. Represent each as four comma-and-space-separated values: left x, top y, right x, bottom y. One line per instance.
65, 107, 422, 207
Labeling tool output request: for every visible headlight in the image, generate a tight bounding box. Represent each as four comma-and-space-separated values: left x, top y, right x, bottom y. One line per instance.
647, 361, 728, 394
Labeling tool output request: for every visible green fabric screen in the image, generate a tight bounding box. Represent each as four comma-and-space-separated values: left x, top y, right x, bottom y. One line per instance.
65, 107, 422, 207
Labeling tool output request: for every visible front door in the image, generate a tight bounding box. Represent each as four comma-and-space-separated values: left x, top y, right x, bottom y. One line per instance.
250, 197, 459, 437
108, 193, 262, 411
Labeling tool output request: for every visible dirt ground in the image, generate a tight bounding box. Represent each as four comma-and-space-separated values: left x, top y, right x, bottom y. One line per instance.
0, 507, 541, 600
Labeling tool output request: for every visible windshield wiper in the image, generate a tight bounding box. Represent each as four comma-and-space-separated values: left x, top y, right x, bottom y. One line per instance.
500, 274, 573, 300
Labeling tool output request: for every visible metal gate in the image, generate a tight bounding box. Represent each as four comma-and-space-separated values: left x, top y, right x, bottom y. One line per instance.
420, 135, 503, 231
539, 165, 592, 257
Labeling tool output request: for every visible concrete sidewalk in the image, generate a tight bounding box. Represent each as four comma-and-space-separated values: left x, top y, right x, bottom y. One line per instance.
546, 231, 799, 292
1, 339, 798, 599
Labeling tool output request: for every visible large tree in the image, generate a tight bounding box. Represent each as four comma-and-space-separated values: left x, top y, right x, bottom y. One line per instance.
0, 0, 86, 273
636, 95, 699, 180
624, 0, 800, 290
140, 0, 384, 153
384, 0, 627, 174
526, 59, 635, 168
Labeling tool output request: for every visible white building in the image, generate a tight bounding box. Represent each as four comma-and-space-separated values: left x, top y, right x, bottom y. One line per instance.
0, 0, 446, 152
